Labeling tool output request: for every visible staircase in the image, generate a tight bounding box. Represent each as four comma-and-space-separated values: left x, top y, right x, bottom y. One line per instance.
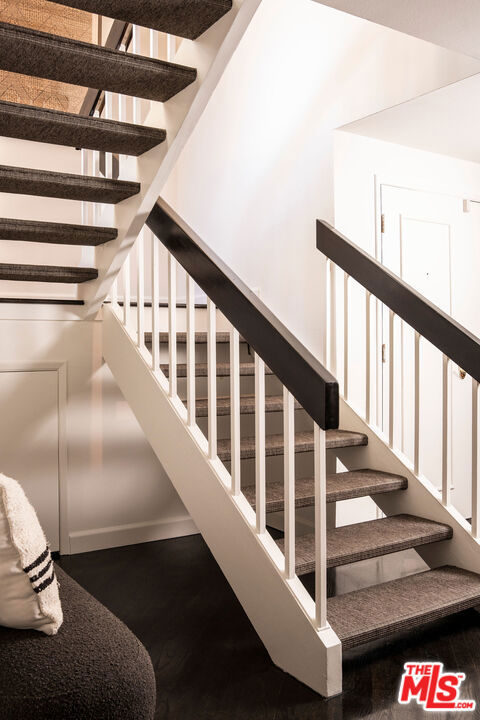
0, 0, 261, 302
100, 197, 480, 697
3, 0, 480, 702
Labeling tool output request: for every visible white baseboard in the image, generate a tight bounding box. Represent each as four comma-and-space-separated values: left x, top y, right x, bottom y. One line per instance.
68, 515, 198, 555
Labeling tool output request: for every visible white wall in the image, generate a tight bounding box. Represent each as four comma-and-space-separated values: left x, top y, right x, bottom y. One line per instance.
0, 137, 87, 300
163, 0, 480, 361
0, 309, 195, 554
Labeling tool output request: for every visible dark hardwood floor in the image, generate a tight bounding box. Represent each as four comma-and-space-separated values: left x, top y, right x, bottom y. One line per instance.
58, 534, 480, 720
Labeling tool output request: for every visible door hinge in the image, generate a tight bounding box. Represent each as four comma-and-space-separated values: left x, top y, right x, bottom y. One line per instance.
381, 213, 385, 234
382, 343, 386, 363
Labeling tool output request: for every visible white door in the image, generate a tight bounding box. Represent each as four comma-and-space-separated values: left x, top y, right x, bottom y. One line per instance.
380, 184, 478, 518
0, 371, 60, 550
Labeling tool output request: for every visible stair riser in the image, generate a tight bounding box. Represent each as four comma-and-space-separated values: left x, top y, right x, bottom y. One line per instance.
196, 409, 312, 442
173, 374, 284, 399
0, 23, 197, 102
222, 452, 315, 488
153, 341, 251, 365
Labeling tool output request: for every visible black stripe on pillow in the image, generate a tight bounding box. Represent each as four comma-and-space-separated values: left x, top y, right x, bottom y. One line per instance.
30, 558, 53, 584
23, 546, 49, 574
33, 569, 56, 594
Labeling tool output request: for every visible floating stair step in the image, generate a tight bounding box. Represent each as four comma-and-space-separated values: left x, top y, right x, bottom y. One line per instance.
195, 394, 302, 417
328, 565, 480, 649
0, 218, 117, 246
276, 514, 452, 575
218, 429, 368, 462
0, 100, 166, 156
146, 331, 244, 344
161, 362, 274, 378
0, 263, 97, 283
49, 0, 232, 40
243, 469, 408, 513
0, 166, 140, 203
0, 23, 197, 102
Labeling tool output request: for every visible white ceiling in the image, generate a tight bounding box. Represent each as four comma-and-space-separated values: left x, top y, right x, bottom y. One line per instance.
340, 73, 480, 165
312, 0, 480, 60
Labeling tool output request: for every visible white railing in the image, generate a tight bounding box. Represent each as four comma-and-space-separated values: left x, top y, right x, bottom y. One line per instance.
108, 213, 331, 633
320, 221, 480, 541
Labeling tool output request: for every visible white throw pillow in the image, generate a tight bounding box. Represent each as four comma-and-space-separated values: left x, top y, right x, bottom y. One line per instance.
0, 473, 63, 635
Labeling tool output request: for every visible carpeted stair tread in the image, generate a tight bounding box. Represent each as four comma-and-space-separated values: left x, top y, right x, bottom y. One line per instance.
276, 514, 452, 574
0, 22, 197, 102
0, 100, 166, 156
328, 565, 480, 649
0, 218, 117, 246
195, 394, 301, 417
49, 0, 233, 40
243, 469, 408, 512
0, 263, 97, 283
218, 429, 368, 462
0, 166, 140, 203
161, 361, 274, 378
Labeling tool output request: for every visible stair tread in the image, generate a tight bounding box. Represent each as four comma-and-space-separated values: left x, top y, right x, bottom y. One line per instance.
218, 429, 368, 462
276, 514, 452, 574
195, 394, 301, 417
161, 362, 274, 378
0, 165, 140, 204
243, 469, 408, 512
49, 0, 232, 40
328, 565, 480, 649
146, 331, 244, 344
0, 263, 97, 283
0, 218, 117, 246
0, 100, 166, 156
0, 22, 197, 102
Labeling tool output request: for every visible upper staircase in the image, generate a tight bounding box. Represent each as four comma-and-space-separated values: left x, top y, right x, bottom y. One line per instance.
0, 0, 260, 302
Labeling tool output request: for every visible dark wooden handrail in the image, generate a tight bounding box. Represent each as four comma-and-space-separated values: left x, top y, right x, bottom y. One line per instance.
79, 19, 129, 117
317, 219, 480, 385
147, 200, 339, 430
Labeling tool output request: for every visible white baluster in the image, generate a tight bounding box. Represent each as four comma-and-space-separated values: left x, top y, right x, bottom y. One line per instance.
149, 29, 159, 59
284, 387, 295, 579
186, 274, 196, 427
123, 252, 130, 329
365, 290, 371, 424
255, 353, 266, 534
343, 272, 349, 399
230, 327, 241, 495
132, 26, 141, 125
137, 230, 145, 348
388, 310, 395, 448
168, 254, 177, 398
166, 34, 175, 62
151, 231, 160, 372
111, 277, 118, 308
207, 299, 217, 459
104, 91, 113, 179
414, 332, 420, 475
329, 261, 337, 376
314, 423, 327, 629
442, 355, 451, 505
472, 379, 479, 538
81, 149, 87, 225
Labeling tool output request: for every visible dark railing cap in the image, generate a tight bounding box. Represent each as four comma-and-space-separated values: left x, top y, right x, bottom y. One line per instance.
146, 199, 339, 430
317, 219, 480, 385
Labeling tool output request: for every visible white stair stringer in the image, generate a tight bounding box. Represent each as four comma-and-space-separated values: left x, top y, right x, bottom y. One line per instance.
102, 304, 342, 698
82, 0, 263, 319
336, 398, 480, 576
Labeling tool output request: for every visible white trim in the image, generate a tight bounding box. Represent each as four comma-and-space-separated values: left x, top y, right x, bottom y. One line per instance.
0, 362, 69, 554
69, 515, 198, 555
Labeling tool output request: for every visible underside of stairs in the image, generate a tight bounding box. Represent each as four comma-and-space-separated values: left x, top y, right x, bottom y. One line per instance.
0, 0, 235, 304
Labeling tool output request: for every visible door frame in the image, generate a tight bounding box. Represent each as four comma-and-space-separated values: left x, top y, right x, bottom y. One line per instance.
0, 362, 68, 554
